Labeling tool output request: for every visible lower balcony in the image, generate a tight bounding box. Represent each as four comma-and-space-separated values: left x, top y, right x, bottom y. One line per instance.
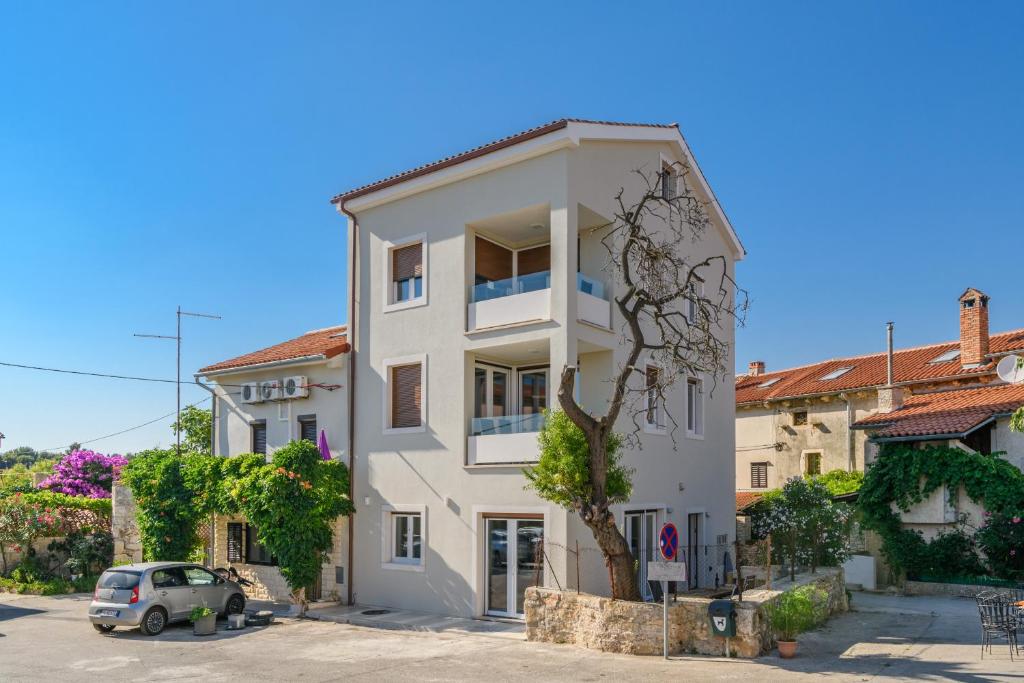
467, 413, 545, 465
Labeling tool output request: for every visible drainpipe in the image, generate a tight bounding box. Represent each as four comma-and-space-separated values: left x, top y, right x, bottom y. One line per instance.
338, 201, 359, 608
840, 393, 854, 472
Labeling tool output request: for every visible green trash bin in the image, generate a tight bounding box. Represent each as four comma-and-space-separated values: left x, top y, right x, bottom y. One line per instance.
708, 599, 737, 637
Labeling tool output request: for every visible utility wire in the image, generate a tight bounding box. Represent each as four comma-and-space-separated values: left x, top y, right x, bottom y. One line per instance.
40, 396, 211, 453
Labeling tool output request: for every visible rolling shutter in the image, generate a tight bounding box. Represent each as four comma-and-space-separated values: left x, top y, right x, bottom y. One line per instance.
391, 363, 422, 428
392, 243, 423, 282
299, 416, 317, 442
227, 522, 243, 563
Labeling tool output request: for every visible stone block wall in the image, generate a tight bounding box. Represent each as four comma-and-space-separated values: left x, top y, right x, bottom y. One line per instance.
525, 567, 847, 658
111, 484, 143, 564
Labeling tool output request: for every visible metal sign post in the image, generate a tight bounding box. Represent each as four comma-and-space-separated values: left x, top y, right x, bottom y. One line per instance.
652, 523, 683, 659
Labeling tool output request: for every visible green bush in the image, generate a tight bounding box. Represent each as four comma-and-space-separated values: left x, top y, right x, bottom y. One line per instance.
764, 585, 828, 641
810, 470, 864, 496
976, 511, 1024, 580
48, 531, 113, 577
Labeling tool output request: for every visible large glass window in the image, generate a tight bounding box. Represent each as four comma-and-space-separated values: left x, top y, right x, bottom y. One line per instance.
392, 513, 422, 565
246, 523, 276, 565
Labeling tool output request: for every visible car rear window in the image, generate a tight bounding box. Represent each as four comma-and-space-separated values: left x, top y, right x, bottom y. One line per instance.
97, 570, 141, 589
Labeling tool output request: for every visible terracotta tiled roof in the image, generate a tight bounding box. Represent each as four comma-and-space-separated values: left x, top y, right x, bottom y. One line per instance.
851, 383, 1024, 439
736, 492, 764, 512
199, 326, 349, 374
736, 329, 1024, 405
329, 118, 679, 206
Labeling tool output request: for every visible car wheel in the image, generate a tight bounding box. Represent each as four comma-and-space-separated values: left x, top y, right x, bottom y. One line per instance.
140, 607, 167, 636
225, 593, 246, 616
93, 623, 116, 634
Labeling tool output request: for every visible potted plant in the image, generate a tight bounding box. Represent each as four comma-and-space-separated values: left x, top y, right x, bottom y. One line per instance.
763, 585, 826, 658
190, 605, 217, 636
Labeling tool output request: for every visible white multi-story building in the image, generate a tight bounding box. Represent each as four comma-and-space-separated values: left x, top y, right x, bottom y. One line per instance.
330, 119, 745, 618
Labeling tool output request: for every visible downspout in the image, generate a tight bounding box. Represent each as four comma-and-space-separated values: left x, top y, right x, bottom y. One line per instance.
840, 393, 854, 471
338, 201, 359, 607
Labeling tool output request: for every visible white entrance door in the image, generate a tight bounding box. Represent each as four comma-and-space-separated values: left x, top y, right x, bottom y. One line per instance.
625, 510, 657, 601
486, 517, 544, 618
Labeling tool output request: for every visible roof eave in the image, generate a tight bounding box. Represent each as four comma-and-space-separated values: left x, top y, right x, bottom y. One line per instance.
198, 354, 333, 378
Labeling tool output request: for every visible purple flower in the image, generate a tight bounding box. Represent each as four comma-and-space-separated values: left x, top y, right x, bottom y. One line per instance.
37, 450, 127, 499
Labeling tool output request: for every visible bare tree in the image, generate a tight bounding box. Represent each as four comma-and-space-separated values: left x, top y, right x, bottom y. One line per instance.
549, 162, 747, 600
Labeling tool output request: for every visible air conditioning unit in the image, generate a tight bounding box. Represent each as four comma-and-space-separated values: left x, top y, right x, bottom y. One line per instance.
240, 382, 262, 404
282, 375, 309, 400
259, 379, 282, 401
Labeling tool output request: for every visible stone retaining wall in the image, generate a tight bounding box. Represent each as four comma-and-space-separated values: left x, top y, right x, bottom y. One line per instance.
525, 568, 846, 658
904, 580, 1010, 598
111, 484, 143, 564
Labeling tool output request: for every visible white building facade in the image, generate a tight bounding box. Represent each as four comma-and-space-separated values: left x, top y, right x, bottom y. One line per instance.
333, 119, 745, 618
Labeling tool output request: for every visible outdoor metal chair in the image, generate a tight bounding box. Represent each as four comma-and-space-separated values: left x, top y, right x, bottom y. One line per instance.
978, 600, 1019, 660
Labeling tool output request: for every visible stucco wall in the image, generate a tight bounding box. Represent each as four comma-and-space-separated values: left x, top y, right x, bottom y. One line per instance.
348, 136, 740, 617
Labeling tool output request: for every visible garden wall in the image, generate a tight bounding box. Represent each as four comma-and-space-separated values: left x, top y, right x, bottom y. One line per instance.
111, 485, 143, 564
525, 568, 846, 658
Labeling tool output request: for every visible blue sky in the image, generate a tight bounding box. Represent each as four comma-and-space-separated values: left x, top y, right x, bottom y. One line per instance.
2, 2, 1022, 454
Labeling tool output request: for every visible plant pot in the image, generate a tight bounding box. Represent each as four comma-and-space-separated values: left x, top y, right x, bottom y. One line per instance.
777, 640, 798, 658
193, 613, 217, 636
227, 613, 246, 630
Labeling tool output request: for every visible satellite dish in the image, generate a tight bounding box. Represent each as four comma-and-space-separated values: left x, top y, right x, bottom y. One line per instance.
997, 355, 1024, 384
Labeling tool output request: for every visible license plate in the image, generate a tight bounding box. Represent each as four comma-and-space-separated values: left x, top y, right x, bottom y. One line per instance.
99, 609, 119, 617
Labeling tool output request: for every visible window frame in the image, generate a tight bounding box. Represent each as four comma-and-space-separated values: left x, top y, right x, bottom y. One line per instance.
642, 364, 666, 434
686, 375, 705, 439
684, 280, 704, 325
792, 410, 808, 427
382, 233, 428, 313
250, 420, 267, 455
381, 504, 426, 572
297, 414, 317, 443
803, 450, 823, 476
382, 354, 428, 434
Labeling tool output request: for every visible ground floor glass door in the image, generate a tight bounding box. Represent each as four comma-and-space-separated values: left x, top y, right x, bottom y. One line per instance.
625, 510, 657, 601
486, 517, 544, 618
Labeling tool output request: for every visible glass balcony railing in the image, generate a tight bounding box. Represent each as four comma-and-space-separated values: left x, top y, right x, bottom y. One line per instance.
471, 270, 550, 303
577, 272, 607, 300
470, 412, 546, 437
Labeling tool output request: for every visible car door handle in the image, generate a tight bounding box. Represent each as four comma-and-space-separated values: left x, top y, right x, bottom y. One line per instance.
160, 591, 168, 596
191, 588, 198, 593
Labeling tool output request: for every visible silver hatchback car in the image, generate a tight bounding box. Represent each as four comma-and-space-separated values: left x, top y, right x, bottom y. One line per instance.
89, 562, 247, 635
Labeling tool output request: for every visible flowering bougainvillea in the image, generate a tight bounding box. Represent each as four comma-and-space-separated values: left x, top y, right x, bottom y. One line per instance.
38, 450, 128, 499
0, 492, 65, 573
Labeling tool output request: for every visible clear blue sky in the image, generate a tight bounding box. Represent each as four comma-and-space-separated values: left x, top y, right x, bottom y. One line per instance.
2, 2, 1022, 454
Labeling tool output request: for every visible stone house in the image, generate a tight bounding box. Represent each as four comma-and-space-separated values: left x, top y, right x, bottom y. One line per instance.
331, 118, 745, 619
196, 325, 351, 602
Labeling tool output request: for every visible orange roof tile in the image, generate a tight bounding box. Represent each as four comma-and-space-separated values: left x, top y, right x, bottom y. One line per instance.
852, 383, 1024, 439
736, 492, 764, 512
736, 329, 1024, 405
199, 326, 349, 374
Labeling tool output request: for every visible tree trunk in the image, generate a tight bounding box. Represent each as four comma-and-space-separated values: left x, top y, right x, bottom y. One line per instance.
581, 508, 642, 602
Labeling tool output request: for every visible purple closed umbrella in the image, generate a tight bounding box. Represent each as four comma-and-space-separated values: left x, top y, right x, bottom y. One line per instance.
318, 429, 331, 461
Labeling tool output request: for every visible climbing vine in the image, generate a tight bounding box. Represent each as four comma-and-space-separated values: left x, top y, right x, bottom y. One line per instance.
120, 441, 353, 609
858, 443, 1024, 580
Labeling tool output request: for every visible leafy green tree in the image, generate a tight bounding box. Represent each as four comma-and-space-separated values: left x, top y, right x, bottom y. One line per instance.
809, 469, 864, 496
171, 406, 212, 455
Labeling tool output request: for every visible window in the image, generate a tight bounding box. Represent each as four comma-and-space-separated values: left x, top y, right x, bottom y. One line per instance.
686, 377, 704, 437
792, 410, 808, 427
184, 566, 219, 586
389, 362, 423, 430
660, 162, 676, 200
226, 522, 243, 563
151, 567, 187, 589
391, 513, 422, 565
251, 420, 267, 454
929, 349, 961, 364
805, 452, 822, 476
751, 462, 768, 489
644, 365, 663, 430
684, 280, 703, 324
819, 366, 854, 381
298, 415, 317, 443
758, 377, 781, 388
384, 235, 427, 311
245, 523, 276, 565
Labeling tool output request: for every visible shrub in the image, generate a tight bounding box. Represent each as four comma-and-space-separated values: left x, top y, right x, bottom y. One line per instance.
976, 511, 1024, 580
764, 585, 829, 641
38, 450, 127, 499
0, 492, 64, 573
48, 531, 113, 577
810, 470, 864, 496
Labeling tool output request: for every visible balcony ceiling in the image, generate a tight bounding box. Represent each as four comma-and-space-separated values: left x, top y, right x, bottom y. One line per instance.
470, 203, 549, 246
473, 337, 549, 366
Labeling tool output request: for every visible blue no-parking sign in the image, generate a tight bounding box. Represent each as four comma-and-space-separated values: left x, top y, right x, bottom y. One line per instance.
658, 522, 679, 560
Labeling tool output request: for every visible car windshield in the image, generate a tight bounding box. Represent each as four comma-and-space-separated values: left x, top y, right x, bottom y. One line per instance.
97, 570, 141, 589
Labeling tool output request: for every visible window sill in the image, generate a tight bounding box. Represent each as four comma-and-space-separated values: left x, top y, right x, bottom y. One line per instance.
384, 426, 427, 435
382, 561, 424, 573
685, 431, 705, 441
384, 297, 427, 314
643, 425, 667, 436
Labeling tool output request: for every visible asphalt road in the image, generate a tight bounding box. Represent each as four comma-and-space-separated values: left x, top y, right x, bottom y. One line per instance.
0, 591, 1016, 681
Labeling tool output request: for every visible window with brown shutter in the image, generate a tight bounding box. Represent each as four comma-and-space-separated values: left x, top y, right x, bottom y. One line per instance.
750, 463, 768, 489
645, 366, 661, 427
251, 420, 267, 454
391, 242, 424, 303
298, 415, 317, 443
390, 363, 422, 429
227, 522, 243, 562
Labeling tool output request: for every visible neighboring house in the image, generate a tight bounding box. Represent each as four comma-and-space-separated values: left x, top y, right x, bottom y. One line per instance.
735, 288, 1024, 494
332, 118, 745, 618
197, 325, 351, 602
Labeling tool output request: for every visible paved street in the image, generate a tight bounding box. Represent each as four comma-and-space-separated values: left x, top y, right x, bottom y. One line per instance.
0, 591, 1017, 681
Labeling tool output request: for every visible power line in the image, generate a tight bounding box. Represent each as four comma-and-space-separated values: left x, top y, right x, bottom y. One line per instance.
40, 396, 211, 453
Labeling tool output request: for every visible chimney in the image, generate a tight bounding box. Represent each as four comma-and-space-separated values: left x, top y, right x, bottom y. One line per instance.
748, 361, 765, 377
878, 321, 905, 412
959, 288, 990, 367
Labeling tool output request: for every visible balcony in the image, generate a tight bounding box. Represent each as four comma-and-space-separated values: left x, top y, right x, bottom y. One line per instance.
576, 273, 610, 328
468, 271, 551, 330
468, 413, 545, 465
